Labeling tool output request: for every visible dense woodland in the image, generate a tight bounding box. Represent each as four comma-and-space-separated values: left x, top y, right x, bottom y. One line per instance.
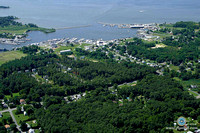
0, 16, 38, 28
35, 75, 200, 133
0, 51, 199, 132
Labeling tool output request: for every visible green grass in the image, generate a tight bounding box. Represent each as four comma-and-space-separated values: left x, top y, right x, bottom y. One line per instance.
173, 77, 182, 82
173, 78, 200, 97
80, 43, 91, 49
54, 45, 80, 53
12, 110, 29, 125
173, 78, 200, 89
35, 129, 40, 133
181, 79, 200, 89
0, 112, 12, 124
153, 32, 173, 39
0, 51, 27, 65
160, 24, 185, 30
0, 25, 55, 34
125, 38, 134, 42
27, 120, 38, 128
5, 93, 20, 100
169, 64, 179, 71
1, 112, 11, 119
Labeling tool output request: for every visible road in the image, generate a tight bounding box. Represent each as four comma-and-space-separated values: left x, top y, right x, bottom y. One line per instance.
0, 107, 16, 113
0, 105, 22, 132
189, 90, 200, 99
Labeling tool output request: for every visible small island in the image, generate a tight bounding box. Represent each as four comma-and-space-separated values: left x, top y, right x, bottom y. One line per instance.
0, 6, 10, 9
0, 16, 55, 44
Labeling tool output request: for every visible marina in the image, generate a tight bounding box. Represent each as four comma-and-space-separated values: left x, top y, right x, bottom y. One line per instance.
0, 23, 138, 50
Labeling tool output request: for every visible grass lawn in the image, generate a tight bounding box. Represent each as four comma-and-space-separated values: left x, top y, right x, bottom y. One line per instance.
153, 32, 173, 39
12, 110, 29, 125
35, 129, 40, 133
5, 93, 20, 100
54, 44, 80, 53
125, 38, 134, 42
27, 120, 38, 128
0, 51, 27, 66
1, 112, 11, 120
169, 64, 179, 71
0, 112, 12, 124
173, 77, 200, 97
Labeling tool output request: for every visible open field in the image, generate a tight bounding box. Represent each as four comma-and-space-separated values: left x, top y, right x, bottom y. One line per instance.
169, 64, 179, 71
0, 51, 27, 65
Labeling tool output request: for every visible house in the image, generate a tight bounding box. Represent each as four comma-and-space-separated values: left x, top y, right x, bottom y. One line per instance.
0, 113, 2, 118
32, 69, 36, 72
24, 111, 27, 116
60, 49, 71, 54
29, 129, 35, 133
21, 106, 24, 112
20, 99, 26, 104
67, 68, 72, 71
113, 101, 117, 103
26, 123, 31, 128
191, 85, 198, 89
51, 44, 57, 49
4, 124, 10, 130
195, 129, 200, 133
3, 104, 8, 108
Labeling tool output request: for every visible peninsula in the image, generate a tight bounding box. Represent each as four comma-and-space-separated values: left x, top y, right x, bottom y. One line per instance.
0, 16, 55, 44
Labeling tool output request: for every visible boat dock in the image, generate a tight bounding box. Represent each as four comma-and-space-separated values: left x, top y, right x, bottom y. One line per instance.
98, 22, 157, 29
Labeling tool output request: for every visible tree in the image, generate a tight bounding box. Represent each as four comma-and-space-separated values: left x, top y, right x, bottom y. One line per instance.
198, 115, 200, 123
10, 124, 17, 132
20, 121, 28, 131
7, 117, 13, 124
15, 106, 21, 115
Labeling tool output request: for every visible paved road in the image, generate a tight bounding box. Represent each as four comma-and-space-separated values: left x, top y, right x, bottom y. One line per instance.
0, 107, 16, 113
1, 105, 22, 132
190, 90, 200, 99
7, 106, 22, 132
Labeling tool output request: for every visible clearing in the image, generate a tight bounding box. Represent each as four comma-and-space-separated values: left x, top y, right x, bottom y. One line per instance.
0, 51, 27, 65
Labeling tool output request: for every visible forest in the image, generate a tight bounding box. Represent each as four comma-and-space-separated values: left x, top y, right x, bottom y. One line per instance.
35, 75, 200, 133
0, 49, 199, 132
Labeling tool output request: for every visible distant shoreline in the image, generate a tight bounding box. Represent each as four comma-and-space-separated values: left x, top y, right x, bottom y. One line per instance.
0, 6, 10, 9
